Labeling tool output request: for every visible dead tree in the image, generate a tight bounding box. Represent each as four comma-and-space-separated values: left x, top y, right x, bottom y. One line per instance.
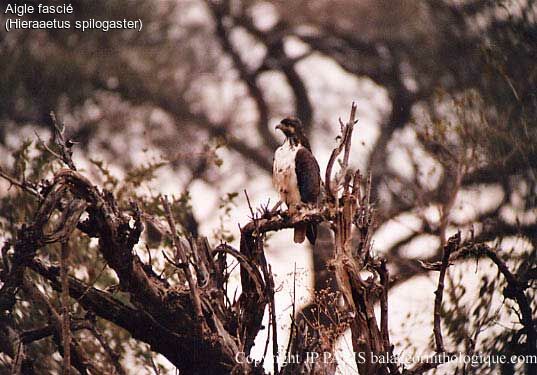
237, 104, 401, 374
1, 107, 534, 374
0, 116, 268, 374
0, 106, 452, 375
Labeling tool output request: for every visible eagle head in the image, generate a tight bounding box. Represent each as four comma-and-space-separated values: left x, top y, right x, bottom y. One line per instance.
276, 117, 302, 138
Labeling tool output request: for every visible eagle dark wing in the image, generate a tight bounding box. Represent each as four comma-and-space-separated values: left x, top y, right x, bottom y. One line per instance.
295, 148, 320, 203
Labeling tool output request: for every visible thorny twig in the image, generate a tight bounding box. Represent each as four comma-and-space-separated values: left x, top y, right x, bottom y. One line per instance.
0, 167, 42, 199
161, 195, 207, 334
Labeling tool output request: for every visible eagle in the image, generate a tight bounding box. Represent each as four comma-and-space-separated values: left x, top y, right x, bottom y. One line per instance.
273, 118, 321, 244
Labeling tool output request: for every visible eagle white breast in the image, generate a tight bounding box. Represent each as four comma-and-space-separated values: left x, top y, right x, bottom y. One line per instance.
273, 139, 302, 207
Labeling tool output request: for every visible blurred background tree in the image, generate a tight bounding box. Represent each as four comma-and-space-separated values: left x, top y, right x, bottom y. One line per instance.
1, 0, 536, 373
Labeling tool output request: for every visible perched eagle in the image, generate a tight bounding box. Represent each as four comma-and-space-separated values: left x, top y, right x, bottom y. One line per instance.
273, 118, 321, 244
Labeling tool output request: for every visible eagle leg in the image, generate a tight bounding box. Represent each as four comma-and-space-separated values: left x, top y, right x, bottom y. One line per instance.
287, 204, 298, 216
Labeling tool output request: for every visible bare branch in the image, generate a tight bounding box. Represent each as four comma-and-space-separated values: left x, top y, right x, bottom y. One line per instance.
433, 232, 460, 353
49, 112, 77, 170
22, 278, 97, 374
161, 195, 206, 334
325, 103, 357, 201
0, 166, 42, 199
88, 324, 127, 375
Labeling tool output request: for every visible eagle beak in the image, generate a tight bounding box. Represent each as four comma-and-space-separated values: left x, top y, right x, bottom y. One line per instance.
275, 123, 283, 131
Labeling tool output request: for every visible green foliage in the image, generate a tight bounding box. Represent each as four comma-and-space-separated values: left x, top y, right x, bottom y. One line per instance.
89, 158, 119, 189
213, 191, 239, 243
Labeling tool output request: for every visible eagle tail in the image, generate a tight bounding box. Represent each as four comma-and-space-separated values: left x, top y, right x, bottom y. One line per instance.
294, 223, 317, 245
294, 223, 307, 244
306, 223, 317, 245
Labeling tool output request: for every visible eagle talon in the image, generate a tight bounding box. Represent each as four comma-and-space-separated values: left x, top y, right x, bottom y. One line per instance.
280, 210, 291, 219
